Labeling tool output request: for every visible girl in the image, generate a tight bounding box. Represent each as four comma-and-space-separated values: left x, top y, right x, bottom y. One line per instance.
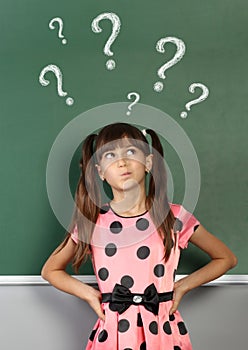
42, 122, 237, 350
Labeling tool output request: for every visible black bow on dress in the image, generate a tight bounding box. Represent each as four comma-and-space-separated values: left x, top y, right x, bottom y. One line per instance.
109, 283, 160, 315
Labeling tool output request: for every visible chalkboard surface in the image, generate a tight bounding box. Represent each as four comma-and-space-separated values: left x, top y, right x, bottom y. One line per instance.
1, 0, 247, 275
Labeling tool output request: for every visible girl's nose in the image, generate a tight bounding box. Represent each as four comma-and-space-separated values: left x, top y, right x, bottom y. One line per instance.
117, 157, 127, 167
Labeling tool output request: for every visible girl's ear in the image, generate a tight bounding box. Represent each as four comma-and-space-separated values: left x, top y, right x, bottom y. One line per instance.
145, 154, 153, 172
95, 164, 105, 181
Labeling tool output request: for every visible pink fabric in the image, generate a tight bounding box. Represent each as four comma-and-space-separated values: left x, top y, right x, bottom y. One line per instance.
71, 203, 200, 350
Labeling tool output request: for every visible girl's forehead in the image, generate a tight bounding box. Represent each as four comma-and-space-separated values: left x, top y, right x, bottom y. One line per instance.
105, 138, 133, 149
98, 137, 141, 150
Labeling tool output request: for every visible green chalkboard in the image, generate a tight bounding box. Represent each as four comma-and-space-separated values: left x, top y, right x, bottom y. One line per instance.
0, 0, 247, 275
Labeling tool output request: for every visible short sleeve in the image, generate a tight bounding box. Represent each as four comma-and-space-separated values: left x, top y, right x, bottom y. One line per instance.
172, 204, 200, 249
70, 224, 78, 244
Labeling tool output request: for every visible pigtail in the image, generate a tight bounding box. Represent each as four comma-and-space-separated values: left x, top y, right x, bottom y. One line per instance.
145, 129, 175, 262
77, 133, 101, 227
70, 134, 101, 272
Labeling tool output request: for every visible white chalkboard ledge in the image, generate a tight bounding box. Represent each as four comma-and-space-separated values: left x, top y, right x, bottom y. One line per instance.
0, 275, 247, 285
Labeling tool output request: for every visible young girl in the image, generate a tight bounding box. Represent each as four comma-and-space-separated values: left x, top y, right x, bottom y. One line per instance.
42, 122, 237, 350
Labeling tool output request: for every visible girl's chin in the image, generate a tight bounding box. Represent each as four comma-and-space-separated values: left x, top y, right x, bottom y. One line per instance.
122, 179, 139, 189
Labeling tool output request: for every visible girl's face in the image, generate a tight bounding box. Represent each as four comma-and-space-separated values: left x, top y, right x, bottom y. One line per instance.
95, 138, 153, 193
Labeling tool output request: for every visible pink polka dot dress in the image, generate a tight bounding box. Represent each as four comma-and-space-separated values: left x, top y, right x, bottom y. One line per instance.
71, 203, 200, 350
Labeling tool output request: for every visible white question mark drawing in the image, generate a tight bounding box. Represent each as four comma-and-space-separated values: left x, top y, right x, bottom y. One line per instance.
91, 12, 121, 70
39, 64, 74, 106
49, 17, 67, 45
126, 92, 140, 116
154, 36, 186, 93
180, 83, 209, 118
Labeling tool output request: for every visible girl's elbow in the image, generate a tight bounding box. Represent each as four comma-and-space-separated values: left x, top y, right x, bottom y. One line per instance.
41, 264, 51, 282
41, 266, 48, 281
227, 253, 238, 270
231, 254, 238, 268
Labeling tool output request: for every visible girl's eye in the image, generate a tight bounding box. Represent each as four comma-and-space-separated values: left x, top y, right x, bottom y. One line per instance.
105, 152, 115, 159
126, 148, 136, 156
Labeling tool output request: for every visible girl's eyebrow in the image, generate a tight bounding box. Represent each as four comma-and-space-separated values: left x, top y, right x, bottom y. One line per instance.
122, 144, 138, 149
102, 149, 114, 155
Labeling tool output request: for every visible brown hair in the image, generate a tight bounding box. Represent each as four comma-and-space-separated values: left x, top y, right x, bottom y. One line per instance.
61, 123, 175, 272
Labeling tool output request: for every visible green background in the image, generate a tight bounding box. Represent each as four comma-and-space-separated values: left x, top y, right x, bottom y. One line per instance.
0, 0, 247, 275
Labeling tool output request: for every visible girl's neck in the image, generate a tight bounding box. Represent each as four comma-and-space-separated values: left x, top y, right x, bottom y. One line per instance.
110, 187, 147, 217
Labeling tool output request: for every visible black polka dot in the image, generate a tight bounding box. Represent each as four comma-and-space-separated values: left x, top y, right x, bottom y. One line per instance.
100, 205, 109, 214
98, 329, 108, 342
109, 302, 118, 312
98, 267, 109, 281
118, 319, 130, 332
105, 243, 117, 257
194, 224, 199, 232
136, 218, 149, 231
137, 313, 143, 327
124, 349, 133, 350
140, 342, 146, 350
120, 275, 134, 288
149, 321, 158, 335
178, 322, 188, 335
137, 246, 150, 259
110, 221, 123, 234
89, 329, 97, 341
154, 264, 165, 277
174, 347, 182, 350
173, 218, 183, 232
169, 314, 175, 321
163, 321, 172, 334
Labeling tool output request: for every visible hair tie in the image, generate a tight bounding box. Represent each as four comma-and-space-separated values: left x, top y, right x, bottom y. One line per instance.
142, 129, 147, 136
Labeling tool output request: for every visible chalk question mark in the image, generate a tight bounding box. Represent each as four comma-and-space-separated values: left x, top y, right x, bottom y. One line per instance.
39, 64, 74, 106
49, 17, 67, 45
180, 83, 209, 118
91, 12, 121, 70
154, 36, 186, 92
126, 92, 140, 116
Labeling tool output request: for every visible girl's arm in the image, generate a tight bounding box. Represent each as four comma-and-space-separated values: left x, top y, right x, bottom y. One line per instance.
169, 224, 238, 314
41, 238, 105, 320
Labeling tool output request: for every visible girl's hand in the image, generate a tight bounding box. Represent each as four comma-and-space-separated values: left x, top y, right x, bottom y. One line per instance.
169, 280, 188, 315
84, 286, 106, 321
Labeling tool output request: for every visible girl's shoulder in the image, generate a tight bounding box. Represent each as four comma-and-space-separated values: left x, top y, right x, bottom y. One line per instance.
169, 202, 186, 216
169, 202, 197, 217
169, 202, 200, 249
